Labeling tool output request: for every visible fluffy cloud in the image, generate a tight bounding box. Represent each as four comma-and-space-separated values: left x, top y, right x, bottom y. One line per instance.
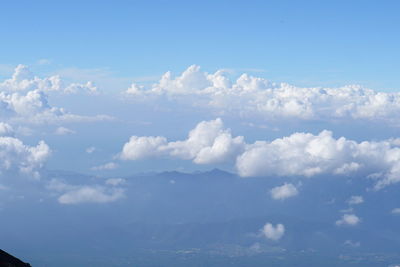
261, 223, 285, 240
126, 65, 400, 123
120, 118, 400, 189
120, 118, 245, 165
336, 214, 361, 226
347, 196, 364, 205
236, 130, 400, 189
0, 126, 50, 178
47, 179, 124, 204
0, 64, 97, 94
270, 183, 298, 200
0, 65, 111, 124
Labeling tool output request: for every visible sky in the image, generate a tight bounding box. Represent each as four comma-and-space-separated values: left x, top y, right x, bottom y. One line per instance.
0, 0, 400, 175
2, 0, 400, 244
1, 0, 400, 90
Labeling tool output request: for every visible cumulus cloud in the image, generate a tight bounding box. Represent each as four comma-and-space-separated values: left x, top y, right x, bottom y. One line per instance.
120, 118, 400, 189
236, 130, 400, 190
261, 223, 285, 241
0, 128, 50, 178
125, 65, 400, 123
0, 64, 97, 94
0, 65, 111, 124
336, 214, 361, 226
47, 179, 124, 204
120, 118, 245, 165
270, 183, 298, 200
347, 196, 364, 205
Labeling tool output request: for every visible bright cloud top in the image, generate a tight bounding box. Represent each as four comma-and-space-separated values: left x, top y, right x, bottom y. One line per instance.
127, 65, 400, 123
120, 118, 400, 189
0, 65, 111, 124
336, 214, 361, 226
120, 118, 245, 165
261, 223, 285, 241
270, 183, 299, 200
47, 179, 125, 205
0, 123, 50, 178
0, 64, 97, 94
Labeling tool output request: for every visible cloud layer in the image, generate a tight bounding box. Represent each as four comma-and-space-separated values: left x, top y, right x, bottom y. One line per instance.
126, 65, 400, 124
120, 118, 400, 189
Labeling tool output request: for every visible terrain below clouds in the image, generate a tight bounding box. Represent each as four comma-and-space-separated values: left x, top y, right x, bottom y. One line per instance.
1, 169, 400, 267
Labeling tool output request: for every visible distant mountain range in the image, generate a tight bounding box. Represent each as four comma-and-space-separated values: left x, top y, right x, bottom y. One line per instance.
1, 169, 400, 266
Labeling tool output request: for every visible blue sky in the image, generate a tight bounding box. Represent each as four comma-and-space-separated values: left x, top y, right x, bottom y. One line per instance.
1, 0, 400, 90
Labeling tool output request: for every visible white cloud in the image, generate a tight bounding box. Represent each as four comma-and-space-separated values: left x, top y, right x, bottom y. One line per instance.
0, 135, 50, 178
126, 65, 400, 123
0, 64, 97, 94
0, 65, 112, 124
391, 208, 400, 214
47, 179, 125, 205
270, 183, 298, 200
58, 186, 124, 204
347, 195, 364, 205
54, 126, 76, 135
120, 118, 245, 165
336, 214, 361, 226
261, 223, 285, 241
91, 162, 118, 171
119, 118, 400, 189
0, 122, 14, 136
236, 130, 400, 190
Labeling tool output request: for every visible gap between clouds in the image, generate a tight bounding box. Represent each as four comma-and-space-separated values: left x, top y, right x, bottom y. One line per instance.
119, 118, 400, 190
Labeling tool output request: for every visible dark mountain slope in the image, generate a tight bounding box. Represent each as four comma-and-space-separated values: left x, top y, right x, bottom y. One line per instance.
0, 249, 31, 267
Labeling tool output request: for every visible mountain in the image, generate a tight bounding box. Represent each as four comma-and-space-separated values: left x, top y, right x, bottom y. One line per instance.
0, 250, 31, 267
1, 169, 400, 266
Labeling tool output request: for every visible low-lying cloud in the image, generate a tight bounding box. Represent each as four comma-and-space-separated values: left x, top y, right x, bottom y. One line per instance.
120, 118, 400, 189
